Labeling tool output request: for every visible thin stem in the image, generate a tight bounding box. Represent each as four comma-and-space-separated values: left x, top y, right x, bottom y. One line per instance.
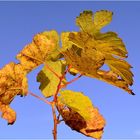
53, 65, 71, 102
61, 74, 83, 88
51, 103, 57, 140
51, 65, 72, 140
28, 91, 51, 105
53, 76, 63, 102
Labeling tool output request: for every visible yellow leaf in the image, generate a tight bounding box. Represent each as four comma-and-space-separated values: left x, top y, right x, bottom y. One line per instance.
0, 62, 28, 104
0, 102, 16, 124
105, 56, 133, 85
86, 70, 134, 95
16, 30, 60, 73
76, 11, 95, 35
76, 10, 113, 35
58, 90, 93, 120
93, 10, 113, 32
63, 10, 134, 95
37, 60, 66, 98
57, 99, 106, 139
63, 45, 105, 74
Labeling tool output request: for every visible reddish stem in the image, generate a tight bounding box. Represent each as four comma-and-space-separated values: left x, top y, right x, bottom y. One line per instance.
61, 74, 83, 88
53, 65, 71, 102
28, 91, 51, 105
51, 103, 57, 140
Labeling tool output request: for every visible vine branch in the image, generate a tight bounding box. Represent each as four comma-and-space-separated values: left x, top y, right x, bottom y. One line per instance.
28, 91, 51, 105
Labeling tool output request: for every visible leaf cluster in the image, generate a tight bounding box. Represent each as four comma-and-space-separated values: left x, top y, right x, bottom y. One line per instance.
0, 10, 134, 139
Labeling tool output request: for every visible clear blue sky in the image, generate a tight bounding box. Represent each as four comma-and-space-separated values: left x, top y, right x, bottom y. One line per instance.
0, 1, 140, 139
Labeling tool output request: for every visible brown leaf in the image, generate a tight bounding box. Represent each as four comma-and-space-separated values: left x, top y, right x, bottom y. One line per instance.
0, 102, 16, 124
57, 101, 106, 139
0, 62, 28, 104
16, 30, 59, 73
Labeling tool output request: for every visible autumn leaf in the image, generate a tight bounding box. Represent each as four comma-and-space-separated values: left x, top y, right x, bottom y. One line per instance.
59, 90, 94, 120
76, 10, 113, 35
0, 62, 28, 124
57, 94, 106, 139
37, 60, 66, 98
0, 102, 16, 124
62, 45, 105, 74
61, 10, 134, 95
16, 30, 60, 73
0, 62, 28, 105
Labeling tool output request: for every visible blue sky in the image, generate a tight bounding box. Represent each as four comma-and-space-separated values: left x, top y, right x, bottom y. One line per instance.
0, 1, 140, 139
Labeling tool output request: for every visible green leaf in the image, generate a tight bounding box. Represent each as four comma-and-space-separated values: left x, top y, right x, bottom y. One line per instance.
37, 60, 66, 98
58, 90, 93, 120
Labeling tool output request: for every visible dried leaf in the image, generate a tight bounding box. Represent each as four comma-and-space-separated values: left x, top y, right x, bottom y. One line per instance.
0, 102, 16, 124
0, 62, 27, 124
16, 30, 60, 73
0, 62, 28, 104
37, 60, 66, 98
57, 99, 105, 139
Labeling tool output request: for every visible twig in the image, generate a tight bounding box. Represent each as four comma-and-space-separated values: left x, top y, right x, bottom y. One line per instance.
51, 103, 57, 140
53, 65, 71, 102
28, 91, 51, 105
51, 65, 72, 139
61, 74, 83, 88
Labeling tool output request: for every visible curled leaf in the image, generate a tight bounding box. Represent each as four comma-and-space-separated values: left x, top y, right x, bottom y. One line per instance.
0, 62, 28, 104
0, 102, 16, 124
16, 30, 60, 73
57, 98, 105, 139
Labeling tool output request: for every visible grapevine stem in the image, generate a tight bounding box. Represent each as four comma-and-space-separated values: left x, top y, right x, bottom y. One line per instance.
53, 65, 71, 102
28, 91, 51, 105
51, 103, 57, 140
61, 74, 83, 88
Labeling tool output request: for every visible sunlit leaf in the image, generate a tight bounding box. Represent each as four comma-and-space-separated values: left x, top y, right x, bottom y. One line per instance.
0, 62, 28, 124
105, 56, 133, 85
16, 30, 60, 73
0, 62, 28, 105
37, 60, 66, 98
76, 10, 113, 35
63, 45, 105, 74
0, 102, 16, 125
62, 10, 134, 94
93, 10, 113, 32
58, 90, 94, 120
57, 98, 105, 139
